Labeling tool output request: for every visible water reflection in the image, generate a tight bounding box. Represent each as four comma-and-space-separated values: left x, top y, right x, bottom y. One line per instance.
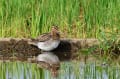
0, 62, 120, 79
36, 51, 60, 77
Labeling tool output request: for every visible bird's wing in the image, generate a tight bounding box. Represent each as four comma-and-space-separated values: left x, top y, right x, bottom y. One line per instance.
37, 33, 51, 42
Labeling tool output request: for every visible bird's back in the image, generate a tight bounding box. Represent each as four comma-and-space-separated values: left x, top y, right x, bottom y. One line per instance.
37, 33, 52, 42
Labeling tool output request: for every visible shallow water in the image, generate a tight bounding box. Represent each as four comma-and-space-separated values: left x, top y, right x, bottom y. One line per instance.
0, 62, 120, 79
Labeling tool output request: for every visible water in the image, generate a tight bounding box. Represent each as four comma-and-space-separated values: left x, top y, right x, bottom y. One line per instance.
0, 62, 120, 79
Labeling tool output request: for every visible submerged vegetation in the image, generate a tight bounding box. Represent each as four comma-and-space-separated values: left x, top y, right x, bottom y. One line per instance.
0, 62, 44, 79
0, 62, 120, 79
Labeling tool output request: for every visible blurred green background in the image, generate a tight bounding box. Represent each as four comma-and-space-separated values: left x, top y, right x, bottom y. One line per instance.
0, 0, 119, 38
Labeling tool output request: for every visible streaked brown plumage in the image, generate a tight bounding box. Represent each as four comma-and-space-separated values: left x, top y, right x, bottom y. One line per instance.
29, 26, 60, 51
36, 26, 60, 42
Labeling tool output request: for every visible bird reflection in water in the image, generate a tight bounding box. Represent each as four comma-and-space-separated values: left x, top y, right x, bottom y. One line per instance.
36, 52, 60, 77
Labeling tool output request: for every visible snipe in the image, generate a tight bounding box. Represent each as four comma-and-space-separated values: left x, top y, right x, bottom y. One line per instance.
29, 26, 60, 51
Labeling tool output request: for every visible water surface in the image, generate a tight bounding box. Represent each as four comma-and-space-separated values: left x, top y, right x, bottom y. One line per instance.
0, 61, 120, 79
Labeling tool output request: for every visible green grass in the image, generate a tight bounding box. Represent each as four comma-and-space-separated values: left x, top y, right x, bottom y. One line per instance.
0, 1, 120, 78
0, 0, 119, 38
0, 0, 119, 63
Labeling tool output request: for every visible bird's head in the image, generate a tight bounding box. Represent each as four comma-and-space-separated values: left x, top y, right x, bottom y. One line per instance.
51, 25, 59, 32
51, 25, 60, 40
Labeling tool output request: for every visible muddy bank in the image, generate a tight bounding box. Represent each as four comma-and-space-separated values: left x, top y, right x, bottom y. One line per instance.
0, 38, 120, 62
0, 38, 99, 61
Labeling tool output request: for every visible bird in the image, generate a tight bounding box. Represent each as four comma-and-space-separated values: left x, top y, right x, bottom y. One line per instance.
28, 26, 60, 51
36, 52, 60, 77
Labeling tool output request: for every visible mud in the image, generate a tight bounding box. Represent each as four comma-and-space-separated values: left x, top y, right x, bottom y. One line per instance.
0, 38, 99, 61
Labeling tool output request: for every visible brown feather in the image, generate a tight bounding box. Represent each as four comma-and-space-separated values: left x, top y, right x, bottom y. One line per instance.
36, 33, 52, 42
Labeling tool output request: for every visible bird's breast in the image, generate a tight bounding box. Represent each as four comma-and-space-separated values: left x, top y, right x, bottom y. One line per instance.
37, 39, 60, 51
